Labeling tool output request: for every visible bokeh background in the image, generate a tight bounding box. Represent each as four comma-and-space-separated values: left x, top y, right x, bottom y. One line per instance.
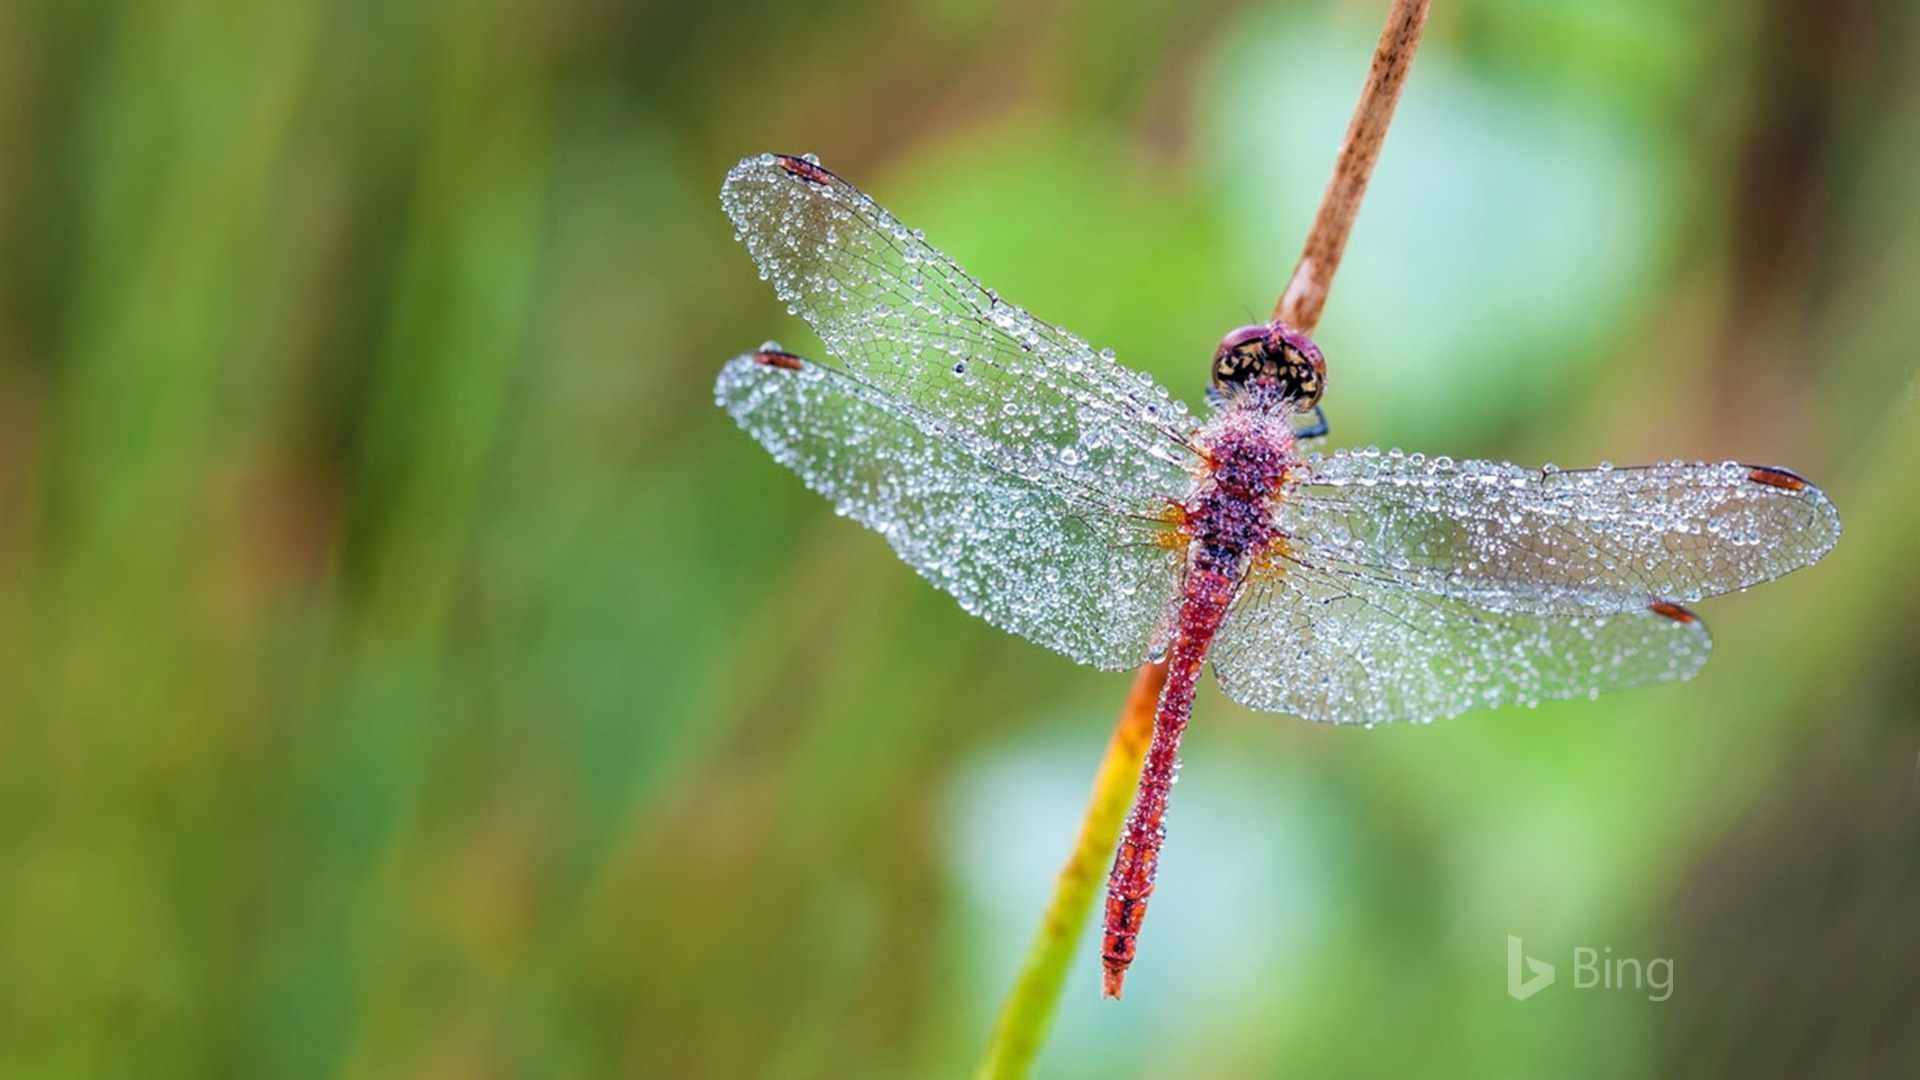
2, 0, 1917, 1076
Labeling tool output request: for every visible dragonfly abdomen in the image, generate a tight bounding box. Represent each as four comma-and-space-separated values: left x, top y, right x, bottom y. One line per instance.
1100, 561, 1239, 998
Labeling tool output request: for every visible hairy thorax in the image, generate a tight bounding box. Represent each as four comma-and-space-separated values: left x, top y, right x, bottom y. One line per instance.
1182, 402, 1300, 578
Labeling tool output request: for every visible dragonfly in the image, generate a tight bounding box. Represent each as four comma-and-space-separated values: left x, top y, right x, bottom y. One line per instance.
713, 152, 1841, 999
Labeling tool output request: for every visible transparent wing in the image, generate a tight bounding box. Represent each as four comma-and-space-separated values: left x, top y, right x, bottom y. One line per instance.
1280, 450, 1841, 615
1209, 560, 1713, 724
721, 153, 1201, 511
716, 351, 1186, 669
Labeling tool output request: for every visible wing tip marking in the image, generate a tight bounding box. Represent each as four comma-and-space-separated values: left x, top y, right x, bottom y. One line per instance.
751, 348, 806, 371
1648, 599, 1700, 625
1746, 465, 1810, 492
773, 154, 834, 186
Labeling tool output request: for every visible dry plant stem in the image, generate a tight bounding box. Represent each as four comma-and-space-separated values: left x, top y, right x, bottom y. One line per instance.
1276, 0, 1432, 331
974, 3, 1430, 1077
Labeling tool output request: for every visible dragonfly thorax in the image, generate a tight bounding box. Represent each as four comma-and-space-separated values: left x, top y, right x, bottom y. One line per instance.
1210, 321, 1327, 410
1201, 409, 1297, 498
1185, 408, 1299, 574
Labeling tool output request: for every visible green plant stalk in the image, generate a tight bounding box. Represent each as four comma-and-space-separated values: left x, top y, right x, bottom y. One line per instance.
973, 2, 1431, 1077
973, 661, 1164, 1080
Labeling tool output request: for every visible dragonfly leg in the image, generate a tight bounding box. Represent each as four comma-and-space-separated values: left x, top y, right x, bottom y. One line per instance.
1292, 405, 1330, 440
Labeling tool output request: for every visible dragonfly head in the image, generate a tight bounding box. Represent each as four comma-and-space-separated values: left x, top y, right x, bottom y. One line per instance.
1210, 322, 1326, 410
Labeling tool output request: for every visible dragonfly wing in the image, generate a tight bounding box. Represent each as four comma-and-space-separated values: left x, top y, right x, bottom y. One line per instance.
1208, 560, 1713, 724
721, 154, 1201, 510
1281, 451, 1841, 615
717, 351, 1186, 670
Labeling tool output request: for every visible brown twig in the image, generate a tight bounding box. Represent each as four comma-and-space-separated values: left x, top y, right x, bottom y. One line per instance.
974, 3, 1430, 1076
1277, 0, 1432, 333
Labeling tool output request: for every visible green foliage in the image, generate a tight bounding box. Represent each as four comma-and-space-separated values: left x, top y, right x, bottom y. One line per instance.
1, 0, 1916, 1077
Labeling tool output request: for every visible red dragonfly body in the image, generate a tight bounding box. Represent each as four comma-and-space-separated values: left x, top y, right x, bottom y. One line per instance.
1103, 377, 1304, 995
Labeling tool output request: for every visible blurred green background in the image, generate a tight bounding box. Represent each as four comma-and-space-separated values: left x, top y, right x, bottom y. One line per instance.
2, 0, 1917, 1076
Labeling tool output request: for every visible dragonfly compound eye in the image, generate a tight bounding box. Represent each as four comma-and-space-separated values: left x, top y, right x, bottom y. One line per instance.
1210, 322, 1327, 408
